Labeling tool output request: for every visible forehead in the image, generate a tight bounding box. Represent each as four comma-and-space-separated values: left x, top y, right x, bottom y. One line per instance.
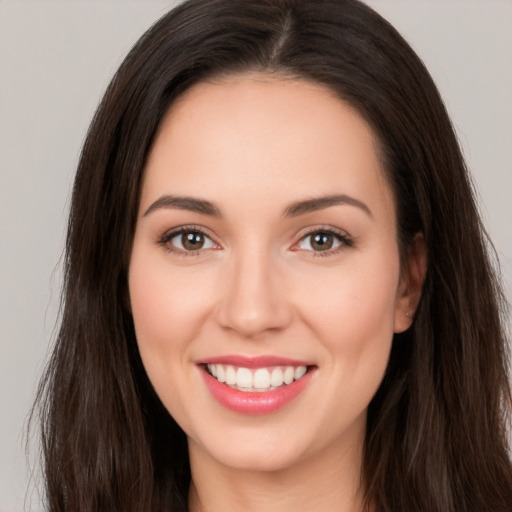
141, 73, 394, 222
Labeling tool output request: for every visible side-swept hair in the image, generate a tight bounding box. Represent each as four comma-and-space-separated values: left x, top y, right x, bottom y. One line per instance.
34, 1, 512, 510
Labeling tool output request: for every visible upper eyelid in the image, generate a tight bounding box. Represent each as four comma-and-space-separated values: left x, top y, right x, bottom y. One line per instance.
293, 225, 352, 241
158, 224, 217, 241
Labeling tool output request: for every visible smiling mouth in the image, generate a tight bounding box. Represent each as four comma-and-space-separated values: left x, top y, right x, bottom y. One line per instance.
205, 363, 311, 392
199, 358, 316, 414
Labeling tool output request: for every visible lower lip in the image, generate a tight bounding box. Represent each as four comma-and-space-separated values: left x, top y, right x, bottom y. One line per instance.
200, 367, 315, 415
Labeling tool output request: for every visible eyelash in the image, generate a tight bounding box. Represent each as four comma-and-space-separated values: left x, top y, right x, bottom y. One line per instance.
293, 225, 355, 258
155, 225, 354, 257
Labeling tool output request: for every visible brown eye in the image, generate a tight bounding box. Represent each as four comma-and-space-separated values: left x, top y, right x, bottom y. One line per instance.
181, 231, 205, 250
168, 229, 216, 252
296, 230, 350, 253
310, 232, 334, 251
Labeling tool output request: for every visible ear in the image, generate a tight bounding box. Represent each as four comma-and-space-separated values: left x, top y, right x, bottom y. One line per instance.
394, 233, 427, 333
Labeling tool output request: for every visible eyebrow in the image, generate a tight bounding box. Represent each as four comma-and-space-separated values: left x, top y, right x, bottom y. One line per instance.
143, 193, 372, 219
143, 195, 221, 217
283, 194, 373, 218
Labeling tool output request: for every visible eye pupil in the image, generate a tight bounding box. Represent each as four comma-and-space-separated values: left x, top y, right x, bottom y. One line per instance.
311, 232, 333, 251
182, 231, 204, 250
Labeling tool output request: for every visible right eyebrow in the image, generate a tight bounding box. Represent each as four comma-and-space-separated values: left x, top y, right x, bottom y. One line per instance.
283, 194, 373, 219
143, 195, 221, 217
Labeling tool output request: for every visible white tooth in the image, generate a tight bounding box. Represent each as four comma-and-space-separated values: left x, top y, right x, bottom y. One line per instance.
216, 364, 225, 383
253, 368, 271, 389
270, 367, 284, 387
284, 366, 294, 384
209, 364, 217, 377
225, 365, 237, 385
294, 366, 307, 380
236, 367, 253, 388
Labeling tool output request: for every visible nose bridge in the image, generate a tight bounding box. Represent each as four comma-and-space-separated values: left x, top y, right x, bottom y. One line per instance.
216, 239, 292, 338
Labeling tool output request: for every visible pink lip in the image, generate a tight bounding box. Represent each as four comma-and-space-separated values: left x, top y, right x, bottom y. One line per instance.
199, 364, 316, 415
197, 355, 313, 368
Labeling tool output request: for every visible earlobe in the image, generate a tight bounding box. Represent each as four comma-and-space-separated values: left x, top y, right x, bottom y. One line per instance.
394, 233, 427, 333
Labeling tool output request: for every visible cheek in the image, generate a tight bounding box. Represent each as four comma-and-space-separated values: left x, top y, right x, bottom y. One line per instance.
296, 249, 400, 371
302, 260, 399, 420
129, 252, 209, 343
307, 256, 398, 321
127, 249, 216, 428
127, 246, 215, 389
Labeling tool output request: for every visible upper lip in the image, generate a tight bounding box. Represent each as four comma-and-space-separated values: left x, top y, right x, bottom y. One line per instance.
196, 355, 314, 368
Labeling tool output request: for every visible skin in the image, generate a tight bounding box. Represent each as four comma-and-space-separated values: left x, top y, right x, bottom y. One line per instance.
128, 74, 425, 512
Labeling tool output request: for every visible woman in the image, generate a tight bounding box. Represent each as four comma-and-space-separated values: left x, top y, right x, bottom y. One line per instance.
34, 0, 512, 511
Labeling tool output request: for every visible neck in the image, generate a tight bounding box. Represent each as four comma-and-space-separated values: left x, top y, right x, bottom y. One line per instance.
187, 433, 369, 512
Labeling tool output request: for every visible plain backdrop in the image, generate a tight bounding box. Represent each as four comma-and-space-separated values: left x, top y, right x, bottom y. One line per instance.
1, 1, 511, 511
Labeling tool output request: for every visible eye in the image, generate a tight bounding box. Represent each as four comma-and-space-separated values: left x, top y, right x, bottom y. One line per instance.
294, 229, 353, 254
158, 227, 218, 254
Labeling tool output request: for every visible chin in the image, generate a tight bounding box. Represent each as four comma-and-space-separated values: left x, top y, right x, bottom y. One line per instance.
187, 422, 313, 473
213, 445, 307, 473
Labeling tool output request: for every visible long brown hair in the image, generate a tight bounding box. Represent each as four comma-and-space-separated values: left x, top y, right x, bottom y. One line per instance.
33, 1, 512, 510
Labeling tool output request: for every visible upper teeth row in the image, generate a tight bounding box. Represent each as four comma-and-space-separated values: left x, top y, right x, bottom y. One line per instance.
207, 364, 307, 390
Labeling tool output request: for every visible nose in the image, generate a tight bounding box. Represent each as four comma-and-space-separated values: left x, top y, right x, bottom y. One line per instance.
215, 247, 293, 339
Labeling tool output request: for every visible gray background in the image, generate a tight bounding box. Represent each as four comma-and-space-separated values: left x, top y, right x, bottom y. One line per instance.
1, 1, 511, 511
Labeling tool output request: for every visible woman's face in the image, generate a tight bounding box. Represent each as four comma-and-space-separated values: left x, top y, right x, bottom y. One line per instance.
129, 74, 418, 473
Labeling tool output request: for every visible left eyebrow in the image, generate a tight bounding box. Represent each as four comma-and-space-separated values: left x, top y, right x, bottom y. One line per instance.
143, 195, 221, 217
283, 194, 373, 219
